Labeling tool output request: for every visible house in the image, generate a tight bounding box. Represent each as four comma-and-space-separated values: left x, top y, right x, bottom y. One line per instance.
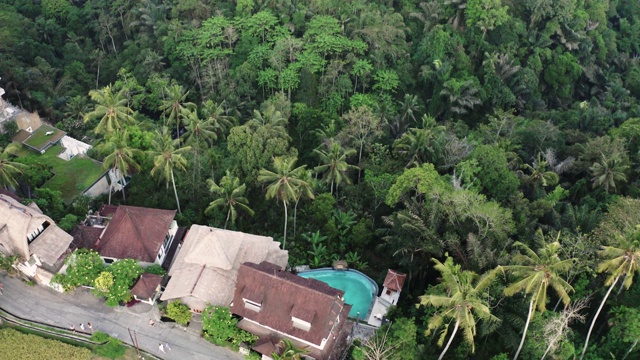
160, 225, 288, 312
131, 273, 163, 305
71, 205, 182, 267
367, 269, 406, 327
0, 194, 73, 289
231, 261, 353, 360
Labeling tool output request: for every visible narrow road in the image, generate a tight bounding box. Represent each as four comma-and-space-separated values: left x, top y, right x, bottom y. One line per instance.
0, 274, 243, 360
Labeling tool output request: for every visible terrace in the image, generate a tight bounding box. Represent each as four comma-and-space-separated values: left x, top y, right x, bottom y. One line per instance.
10, 144, 107, 203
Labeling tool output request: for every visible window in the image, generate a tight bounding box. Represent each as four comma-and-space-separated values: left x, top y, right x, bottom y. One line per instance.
386, 289, 392, 295
27, 221, 50, 244
243, 298, 262, 312
292, 317, 311, 332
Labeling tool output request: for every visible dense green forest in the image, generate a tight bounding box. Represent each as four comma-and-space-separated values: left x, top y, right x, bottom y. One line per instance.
2, 0, 640, 358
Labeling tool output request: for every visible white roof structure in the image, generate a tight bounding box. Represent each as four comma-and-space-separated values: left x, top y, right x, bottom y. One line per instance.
0, 194, 72, 266
161, 225, 288, 311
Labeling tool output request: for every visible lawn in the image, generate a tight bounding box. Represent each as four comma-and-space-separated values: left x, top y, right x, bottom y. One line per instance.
22, 124, 65, 151
12, 144, 106, 203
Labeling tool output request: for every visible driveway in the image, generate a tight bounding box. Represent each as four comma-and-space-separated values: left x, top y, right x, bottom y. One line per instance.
0, 274, 243, 360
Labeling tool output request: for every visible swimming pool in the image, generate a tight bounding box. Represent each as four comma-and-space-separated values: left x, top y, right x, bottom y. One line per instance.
298, 268, 378, 320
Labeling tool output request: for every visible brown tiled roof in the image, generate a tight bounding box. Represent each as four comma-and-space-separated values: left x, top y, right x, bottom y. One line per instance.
71, 225, 102, 250
94, 205, 176, 262
131, 273, 162, 299
231, 261, 351, 348
383, 269, 407, 292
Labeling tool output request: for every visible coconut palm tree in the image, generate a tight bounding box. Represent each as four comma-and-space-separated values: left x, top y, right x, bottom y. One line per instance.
182, 108, 218, 196
580, 228, 640, 360
418, 256, 499, 360
258, 156, 309, 249
205, 170, 254, 229
0, 145, 28, 190
590, 153, 629, 193
521, 152, 560, 189
293, 169, 316, 238
148, 128, 191, 214
84, 85, 135, 135
393, 114, 445, 167
98, 130, 143, 204
202, 100, 236, 136
313, 140, 358, 197
504, 231, 575, 360
159, 85, 195, 142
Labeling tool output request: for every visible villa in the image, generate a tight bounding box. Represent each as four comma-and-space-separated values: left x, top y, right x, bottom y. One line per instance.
0, 194, 73, 290
160, 225, 288, 312
231, 261, 353, 360
71, 204, 183, 268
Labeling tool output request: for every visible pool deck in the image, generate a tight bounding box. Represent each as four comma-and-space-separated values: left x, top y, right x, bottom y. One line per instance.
367, 297, 392, 327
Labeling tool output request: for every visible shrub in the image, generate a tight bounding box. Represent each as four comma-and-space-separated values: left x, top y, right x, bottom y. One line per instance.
166, 300, 192, 325
104, 259, 143, 307
202, 306, 257, 349
52, 249, 104, 292
144, 264, 167, 275
94, 336, 126, 359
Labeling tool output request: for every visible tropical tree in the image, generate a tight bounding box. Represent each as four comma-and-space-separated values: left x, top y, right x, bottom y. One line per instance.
258, 156, 309, 249
417, 256, 499, 360
98, 130, 143, 204
313, 140, 358, 197
393, 114, 445, 167
205, 170, 254, 229
504, 231, 575, 360
0, 145, 28, 190
148, 129, 191, 214
271, 339, 309, 360
202, 99, 236, 135
521, 152, 560, 189
183, 108, 218, 194
590, 153, 629, 193
159, 85, 195, 142
580, 227, 640, 360
84, 85, 135, 135
293, 169, 316, 238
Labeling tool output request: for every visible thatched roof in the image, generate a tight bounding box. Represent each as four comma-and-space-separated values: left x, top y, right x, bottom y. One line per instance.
160, 225, 288, 310
0, 194, 72, 265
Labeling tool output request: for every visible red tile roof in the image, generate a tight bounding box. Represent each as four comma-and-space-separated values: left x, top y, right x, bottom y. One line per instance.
71, 225, 103, 250
383, 269, 407, 292
231, 262, 351, 348
131, 273, 163, 299
94, 205, 176, 262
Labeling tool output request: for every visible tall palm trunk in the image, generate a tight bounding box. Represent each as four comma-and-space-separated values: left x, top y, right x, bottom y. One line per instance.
224, 207, 230, 229
293, 197, 300, 239
282, 200, 288, 250
514, 299, 535, 360
580, 276, 620, 360
622, 338, 639, 360
439, 319, 460, 360
171, 169, 182, 214
108, 167, 115, 205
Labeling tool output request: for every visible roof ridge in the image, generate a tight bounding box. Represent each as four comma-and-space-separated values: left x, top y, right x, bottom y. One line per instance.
126, 207, 157, 261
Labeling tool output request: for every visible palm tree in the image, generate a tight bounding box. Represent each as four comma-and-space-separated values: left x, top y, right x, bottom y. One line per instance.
182, 109, 218, 196
590, 153, 629, 193
159, 85, 195, 142
521, 152, 560, 189
580, 228, 640, 360
313, 140, 358, 197
248, 105, 288, 139
202, 100, 236, 136
418, 256, 499, 360
258, 157, 309, 249
148, 129, 192, 214
504, 231, 575, 360
271, 339, 309, 360
440, 79, 482, 115
393, 114, 445, 167
98, 130, 143, 204
0, 145, 28, 190
84, 85, 135, 135
205, 170, 254, 229
293, 169, 316, 238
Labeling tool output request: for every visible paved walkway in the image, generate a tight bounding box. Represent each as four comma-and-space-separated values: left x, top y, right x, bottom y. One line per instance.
0, 274, 243, 360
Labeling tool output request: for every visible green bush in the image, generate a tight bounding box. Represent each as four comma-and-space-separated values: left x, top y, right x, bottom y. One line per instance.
90, 331, 110, 343
166, 300, 192, 325
0, 328, 91, 360
94, 336, 126, 359
144, 264, 167, 275
52, 249, 105, 292
202, 306, 257, 349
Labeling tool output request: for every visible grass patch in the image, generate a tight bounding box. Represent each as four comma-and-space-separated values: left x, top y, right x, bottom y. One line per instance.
0, 328, 92, 360
23, 124, 65, 151
11, 143, 106, 202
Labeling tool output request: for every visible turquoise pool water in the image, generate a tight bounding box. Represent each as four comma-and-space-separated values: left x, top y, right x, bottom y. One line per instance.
298, 269, 378, 320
